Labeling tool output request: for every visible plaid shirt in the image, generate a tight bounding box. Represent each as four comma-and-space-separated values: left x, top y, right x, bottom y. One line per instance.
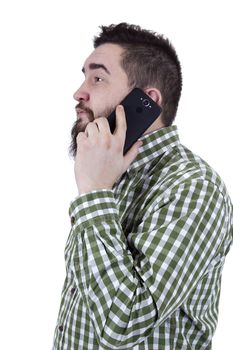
53, 126, 233, 349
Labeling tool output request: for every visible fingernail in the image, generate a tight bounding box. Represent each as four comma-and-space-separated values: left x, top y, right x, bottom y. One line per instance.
138, 140, 143, 147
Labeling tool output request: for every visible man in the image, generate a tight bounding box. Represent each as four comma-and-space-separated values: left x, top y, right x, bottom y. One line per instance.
53, 23, 233, 349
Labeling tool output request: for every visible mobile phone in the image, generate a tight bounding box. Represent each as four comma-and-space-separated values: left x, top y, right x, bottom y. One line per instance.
108, 88, 162, 155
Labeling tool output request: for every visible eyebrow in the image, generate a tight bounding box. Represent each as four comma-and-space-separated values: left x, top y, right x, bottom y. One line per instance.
82, 63, 111, 75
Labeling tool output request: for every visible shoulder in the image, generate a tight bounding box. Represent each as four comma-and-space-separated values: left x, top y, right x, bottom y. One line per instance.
157, 143, 228, 197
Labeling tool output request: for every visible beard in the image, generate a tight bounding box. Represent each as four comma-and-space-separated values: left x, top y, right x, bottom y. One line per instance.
69, 101, 115, 158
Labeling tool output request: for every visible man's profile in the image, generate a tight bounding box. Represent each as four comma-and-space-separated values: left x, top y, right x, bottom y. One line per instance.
52, 23, 233, 349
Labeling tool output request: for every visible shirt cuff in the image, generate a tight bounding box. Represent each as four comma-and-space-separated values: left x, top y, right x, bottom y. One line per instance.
69, 189, 119, 231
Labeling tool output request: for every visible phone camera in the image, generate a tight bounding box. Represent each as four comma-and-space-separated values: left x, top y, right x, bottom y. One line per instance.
142, 99, 150, 107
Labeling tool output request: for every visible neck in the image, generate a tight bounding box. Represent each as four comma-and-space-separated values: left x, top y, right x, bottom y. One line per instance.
143, 116, 166, 135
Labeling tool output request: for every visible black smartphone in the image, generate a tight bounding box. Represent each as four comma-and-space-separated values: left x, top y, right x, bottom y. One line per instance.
108, 88, 162, 155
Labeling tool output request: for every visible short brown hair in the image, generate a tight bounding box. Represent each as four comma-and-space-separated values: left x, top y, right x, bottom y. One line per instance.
94, 23, 182, 126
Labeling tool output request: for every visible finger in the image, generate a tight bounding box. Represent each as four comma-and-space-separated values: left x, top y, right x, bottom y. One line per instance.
94, 117, 111, 134
76, 131, 87, 144
114, 105, 127, 139
122, 140, 143, 173
85, 121, 99, 137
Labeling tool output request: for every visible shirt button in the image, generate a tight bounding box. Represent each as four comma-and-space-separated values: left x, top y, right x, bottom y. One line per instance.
58, 325, 63, 332
71, 216, 75, 225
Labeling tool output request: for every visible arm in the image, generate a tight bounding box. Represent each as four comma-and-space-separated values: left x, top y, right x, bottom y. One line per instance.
69, 179, 226, 349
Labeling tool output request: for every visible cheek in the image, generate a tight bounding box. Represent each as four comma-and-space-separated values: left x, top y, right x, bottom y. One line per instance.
91, 85, 130, 118
91, 91, 113, 118
93, 105, 114, 119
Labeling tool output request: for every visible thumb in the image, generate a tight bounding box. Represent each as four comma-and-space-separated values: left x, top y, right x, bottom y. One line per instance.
122, 140, 143, 172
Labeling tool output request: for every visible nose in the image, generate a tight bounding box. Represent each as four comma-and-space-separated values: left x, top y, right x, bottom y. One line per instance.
73, 83, 90, 102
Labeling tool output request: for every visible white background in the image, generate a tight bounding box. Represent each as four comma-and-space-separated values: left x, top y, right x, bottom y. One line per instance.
0, 0, 232, 349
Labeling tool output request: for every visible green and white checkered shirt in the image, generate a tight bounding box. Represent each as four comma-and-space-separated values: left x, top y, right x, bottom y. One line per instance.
53, 125, 233, 349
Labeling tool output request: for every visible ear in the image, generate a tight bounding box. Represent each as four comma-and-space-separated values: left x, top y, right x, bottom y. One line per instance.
144, 87, 162, 106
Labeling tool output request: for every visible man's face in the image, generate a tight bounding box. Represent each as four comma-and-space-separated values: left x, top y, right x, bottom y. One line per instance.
70, 43, 131, 157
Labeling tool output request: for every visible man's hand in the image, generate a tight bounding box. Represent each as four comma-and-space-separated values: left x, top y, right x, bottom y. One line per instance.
74, 105, 142, 195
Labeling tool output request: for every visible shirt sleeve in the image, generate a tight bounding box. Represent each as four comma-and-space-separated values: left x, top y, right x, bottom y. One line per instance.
69, 180, 227, 350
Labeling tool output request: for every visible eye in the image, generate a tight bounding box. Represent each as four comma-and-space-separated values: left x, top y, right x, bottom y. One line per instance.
94, 76, 103, 83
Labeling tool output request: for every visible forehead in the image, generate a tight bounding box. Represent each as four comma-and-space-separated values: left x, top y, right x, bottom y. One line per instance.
83, 43, 125, 74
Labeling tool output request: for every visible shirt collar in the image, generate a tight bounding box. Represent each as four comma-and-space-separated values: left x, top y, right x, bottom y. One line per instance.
126, 125, 180, 175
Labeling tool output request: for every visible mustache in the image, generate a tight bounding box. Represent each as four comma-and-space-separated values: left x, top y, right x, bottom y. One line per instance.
75, 101, 93, 114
